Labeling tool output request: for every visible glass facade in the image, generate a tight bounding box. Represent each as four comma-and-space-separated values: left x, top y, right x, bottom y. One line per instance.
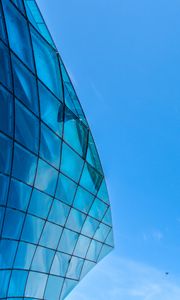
0, 1, 114, 299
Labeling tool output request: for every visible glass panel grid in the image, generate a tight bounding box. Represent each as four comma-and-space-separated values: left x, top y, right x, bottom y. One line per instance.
0, 1, 114, 299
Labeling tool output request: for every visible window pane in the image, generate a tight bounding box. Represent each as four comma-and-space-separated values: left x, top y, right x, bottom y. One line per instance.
14, 242, 36, 269
48, 200, 70, 227
64, 107, 88, 156
74, 235, 91, 258
40, 222, 62, 249
66, 208, 86, 233
0, 270, 11, 298
12, 143, 37, 185
15, 99, 39, 153
86, 240, 102, 262
80, 260, 95, 280
56, 173, 77, 205
51, 251, 70, 276
0, 174, 9, 205
0, 133, 12, 174
0, 85, 13, 136
73, 186, 94, 213
28, 189, 52, 219
2, 1, 34, 70
45, 275, 63, 300
11, 0, 25, 13
35, 159, 58, 195
0, 240, 18, 268
2, 208, 25, 239
80, 163, 103, 195
0, 2, 7, 42
12, 55, 38, 115
39, 81, 63, 137
60, 279, 77, 300
25, 272, 47, 298
89, 198, 108, 221
8, 178, 32, 211
0, 41, 12, 89
31, 246, 54, 273
81, 216, 100, 238
97, 179, 110, 204
8, 270, 28, 297
58, 229, 78, 255
40, 123, 61, 168
21, 214, 44, 244
61, 143, 84, 182
30, 27, 62, 99
66, 256, 84, 280
94, 222, 111, 242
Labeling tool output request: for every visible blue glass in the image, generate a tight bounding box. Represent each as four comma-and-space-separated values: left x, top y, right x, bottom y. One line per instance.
12, 55, 39, 115
15, 99, 39, 153
0, 133, 12, 174
40, 222, 62, 249
45, 276, 63, 300
28, 189, 52, 219
8, 178, 32, 211
0, 86, 13, 136
2, 208, 25, 239
48, 199, 70, 227
80, 260, 95, 279
0, 2, 7, 42
31, 246, 54, 272
61, 143, 84, 182
25, 272, 48, 298
0, 240, 18, 268
35, 159, 58, 195
14, 242, 36, 269
0, 174, 9, 205
56, 173, 77, 205
58, 229, 79, 255
86, 240, 102, 261
40, 123, 61, 168
2, 1, 34, 70
89, 198, 108, 221
0, 270, 11, 298
80, 163, 103, 195
21, 214, 44, 244
12, 143, 37, 185
73, 186, 94, 213
51, 251, 70, 276
66, 208, 86, 233
0, 41, 12, 89
8, 270, 28, 297
74, 235, 91, 258
66, 256, 84, 280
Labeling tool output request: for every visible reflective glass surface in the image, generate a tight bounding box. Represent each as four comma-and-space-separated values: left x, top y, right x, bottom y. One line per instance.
0, 1, 114, 299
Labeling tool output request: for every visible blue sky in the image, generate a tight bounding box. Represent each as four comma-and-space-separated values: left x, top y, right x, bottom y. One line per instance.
37, 0, 180, 299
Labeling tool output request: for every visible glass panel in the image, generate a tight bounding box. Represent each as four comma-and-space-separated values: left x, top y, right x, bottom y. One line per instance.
25, 272, 47, 298
81, 216, 100, 238
80, 260, 95, 280
35, 159, 58, 195
64, 107, 88, 156
14, 242, 36, 269
58, 229, 78, 255
40, 221, 62, 249
30, 26, 62, 99
66, 256, 84, 280
39, 81, 63, 137
0, 2, 7, 42
74, 235, 91, 258
45, 275, 63, 300
0, 132, 12, 174
48, 200, 70, 227
94, 222, 111, 242
0, 270, 11, 298
0, 240, 18, 268
31, 246, 54, 272
12, 55, 38, 115
60, 279, 77, 300
61, 143, 84, 182
0, 41, 12, 89
51, 251, 70, 276
2, 1, 34, 70
89, 198, 108, 221
8, 178, 32, 211
73, 186, 94, 213
21, 214, 44, 244
0, 207, 5, 233
66, 208, 86, 233
86, 240, 102, 261
8, 270, 28, 297
40, 123, 61, 168
56, 173, 77, 205
15, 99, 39, 153
97, 179, 110, 204
0, 85, 13, 136
12, 143, 37, 185
2, 208, 25, 239
102, 207, 113, 226
28, 189, 52, 219
80, 163, 103, 195
86, 132, 103, 173
105, 229, 114, 247
0, 174, 9, 205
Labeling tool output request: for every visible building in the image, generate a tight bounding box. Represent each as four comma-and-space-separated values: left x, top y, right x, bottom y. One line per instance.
0, 0, 114, 299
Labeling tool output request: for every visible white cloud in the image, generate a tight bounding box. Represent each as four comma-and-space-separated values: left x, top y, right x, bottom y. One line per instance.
66, 254, 180, 300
